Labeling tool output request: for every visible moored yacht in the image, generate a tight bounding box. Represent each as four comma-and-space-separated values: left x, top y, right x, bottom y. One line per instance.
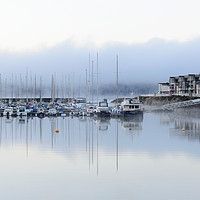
94, 99, 110, 117
47, 108, 57, 116
3, 107, 13, 117
111, 98, 143, 117
17, 106, 28, 116
37, 107, 45, 118
120, 98, 143, 115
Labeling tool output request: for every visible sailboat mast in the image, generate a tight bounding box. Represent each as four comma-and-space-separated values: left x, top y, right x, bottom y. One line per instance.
116, 55, 119, 105
15, 75, 17, 99
86, 69, 88, 102
30, 72, 32, 102
92, 60, 94, 104
51, 74, 54, 102
62, 75, 64, 99
79, 74, 81, 97
20, 74, 22, 102
40, 76, 42, 103
53, 73, 56, 100
34, 74, 36, 99
65, 74, 67, 100
5, 78, 7, 99
0, 74, 2, 102
11, 73, 13, 100
26, 68, 28, 103
68, 73, 70, 103
72, 72, 74, 99
96, 52, 99, 103
88, 54, 91, 103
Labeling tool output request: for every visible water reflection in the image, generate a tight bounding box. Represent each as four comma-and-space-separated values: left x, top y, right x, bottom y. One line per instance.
120, 115, 143, 132
93, 117, 110, 131
1, 114, 200, 200
0, 116, 143, 144
169, 113, 200, 141
4, 113, 200, 154
0, 116, 144, 170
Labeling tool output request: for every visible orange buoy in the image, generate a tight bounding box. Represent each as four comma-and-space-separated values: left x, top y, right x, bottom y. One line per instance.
182, 128, 185, 132
55, 129, 59, 133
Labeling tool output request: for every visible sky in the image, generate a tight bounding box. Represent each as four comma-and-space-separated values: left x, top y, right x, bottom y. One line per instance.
0, 0, 200, 85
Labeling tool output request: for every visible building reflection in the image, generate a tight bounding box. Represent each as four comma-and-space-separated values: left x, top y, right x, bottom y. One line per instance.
169, 114, 200, 142
159, 113, 171, 125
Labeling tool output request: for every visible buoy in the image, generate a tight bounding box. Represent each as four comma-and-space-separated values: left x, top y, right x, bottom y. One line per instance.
55, 129, 59, 133
182, 128, 185, 132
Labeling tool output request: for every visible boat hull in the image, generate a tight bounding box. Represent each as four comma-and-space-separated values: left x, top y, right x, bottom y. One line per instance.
95, 111, 111, 117
111, 109, 143, 117
122, 110, 143, 116
37, 113, 45, 118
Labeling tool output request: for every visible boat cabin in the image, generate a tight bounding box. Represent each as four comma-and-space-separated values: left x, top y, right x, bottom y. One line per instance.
121, 98, 141, 111
98, 101, 108, 107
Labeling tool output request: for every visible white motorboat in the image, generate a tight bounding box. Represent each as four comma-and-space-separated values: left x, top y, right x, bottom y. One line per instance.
47, 108, 57, 116
111, 98, 143, 117
87, 105, 95, 116
37, 107, 45, 118
3, 107, 13, 117
94, 99, 110, 117
17, 106, 28, 116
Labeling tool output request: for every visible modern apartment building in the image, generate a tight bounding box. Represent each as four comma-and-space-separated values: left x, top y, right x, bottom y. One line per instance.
158, 74, 200, 95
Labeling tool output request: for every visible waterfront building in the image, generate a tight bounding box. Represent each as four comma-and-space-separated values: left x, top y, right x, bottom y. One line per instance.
158, 74, 200, 96
158, 82, 170, 94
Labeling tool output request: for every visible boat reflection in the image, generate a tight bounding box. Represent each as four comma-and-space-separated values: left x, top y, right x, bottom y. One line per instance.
5, 116, 13, 123
120, 114, 143, 132
19, 117, 26, 124
93, 117, 111, 131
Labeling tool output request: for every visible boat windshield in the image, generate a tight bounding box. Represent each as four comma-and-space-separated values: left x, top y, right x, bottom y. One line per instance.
19, 107, 25, 112
99, 102, 108, 107
76, 99, 86, 103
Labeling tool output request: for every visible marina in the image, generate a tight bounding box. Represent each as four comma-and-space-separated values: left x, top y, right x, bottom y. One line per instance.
1, 0, 199, 199
0, 94, 143, 118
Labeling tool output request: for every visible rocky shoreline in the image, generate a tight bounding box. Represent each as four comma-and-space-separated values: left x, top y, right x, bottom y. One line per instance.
139, 95, 200, 106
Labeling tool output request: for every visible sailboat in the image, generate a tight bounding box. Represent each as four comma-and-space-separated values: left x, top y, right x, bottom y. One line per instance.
110, 55, 143, 117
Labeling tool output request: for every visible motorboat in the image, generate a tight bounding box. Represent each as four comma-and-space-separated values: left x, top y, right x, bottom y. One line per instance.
37, 107, 45, 118
3, 107, 13, 117
11, 107, 18, 117
94, 99, 110, 117
87, 105, 95, 116
120, 98, 143, 115
17, 106, 28, 116
47, 108, 57, 116
110, 98, 143, 117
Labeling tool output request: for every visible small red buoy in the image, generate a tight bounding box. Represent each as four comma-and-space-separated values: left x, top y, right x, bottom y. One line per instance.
55, 129, 59, 133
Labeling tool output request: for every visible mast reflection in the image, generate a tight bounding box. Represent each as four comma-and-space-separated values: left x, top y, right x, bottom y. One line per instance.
0, 115, 144, 174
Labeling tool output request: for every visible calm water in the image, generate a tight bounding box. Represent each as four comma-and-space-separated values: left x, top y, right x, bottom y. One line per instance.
0, 112, 200, 200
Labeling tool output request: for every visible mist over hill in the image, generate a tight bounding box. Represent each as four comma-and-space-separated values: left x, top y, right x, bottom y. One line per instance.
99, 83, 157, 96
1, 37, 200, 85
